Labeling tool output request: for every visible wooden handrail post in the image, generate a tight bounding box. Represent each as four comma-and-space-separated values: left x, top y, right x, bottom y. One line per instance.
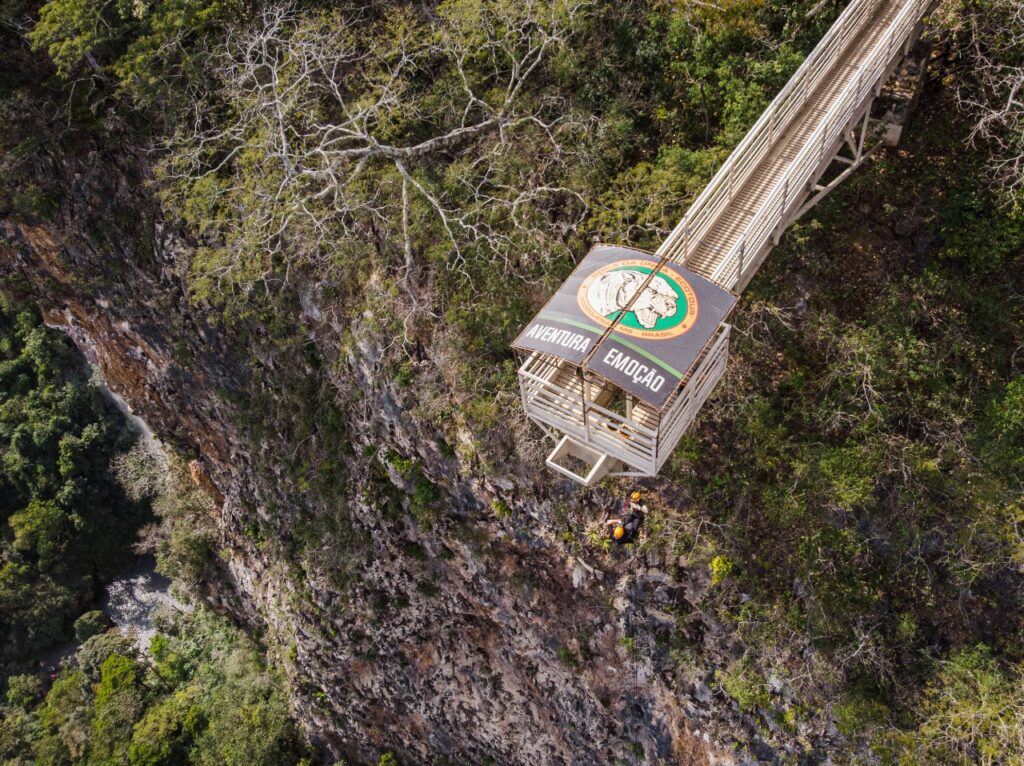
582, 372, 590, 440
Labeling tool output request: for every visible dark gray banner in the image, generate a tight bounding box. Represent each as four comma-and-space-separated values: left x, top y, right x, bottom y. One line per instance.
514, 245, 737, 409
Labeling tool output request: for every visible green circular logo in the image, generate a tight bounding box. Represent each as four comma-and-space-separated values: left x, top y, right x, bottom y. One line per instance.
577, 259, 699, 339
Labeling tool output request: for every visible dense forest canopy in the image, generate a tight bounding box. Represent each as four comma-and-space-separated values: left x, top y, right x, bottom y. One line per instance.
0, 606, 311, 766
2, 0, 1024, 763
0, 298, 145, 672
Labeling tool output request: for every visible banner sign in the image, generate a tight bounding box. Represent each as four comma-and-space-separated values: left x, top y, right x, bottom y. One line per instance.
513, 245, 737, 409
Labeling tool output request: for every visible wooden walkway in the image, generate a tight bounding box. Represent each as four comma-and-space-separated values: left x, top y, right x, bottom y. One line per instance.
656, 0, 934, 291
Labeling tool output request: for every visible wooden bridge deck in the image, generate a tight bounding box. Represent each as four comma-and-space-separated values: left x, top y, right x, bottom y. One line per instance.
658, 0, 932, 290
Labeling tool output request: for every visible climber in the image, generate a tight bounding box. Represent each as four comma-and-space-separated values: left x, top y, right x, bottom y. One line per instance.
605, 491, 647, 544
626, 490, 649, 515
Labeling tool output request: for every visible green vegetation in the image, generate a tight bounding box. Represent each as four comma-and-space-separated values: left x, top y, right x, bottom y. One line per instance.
73, 610, 111, 642
4, 0, 1024, 761
4, 0, 857, 463
0, 606, 312, 765
0, 298, 146, 675
0, 298, 308, 761
27, 0, 245, 107
875, 645, 1024, 765
716, 659, 770, 714
708, 554, 734, 586
652, 88, 1024, 759
113, 445, 218, 587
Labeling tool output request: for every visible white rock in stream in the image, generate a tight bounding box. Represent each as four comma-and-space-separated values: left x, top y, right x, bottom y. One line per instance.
100, 557, 185, 650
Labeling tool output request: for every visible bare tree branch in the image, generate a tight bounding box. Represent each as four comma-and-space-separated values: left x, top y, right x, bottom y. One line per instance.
158, 0, 594, 299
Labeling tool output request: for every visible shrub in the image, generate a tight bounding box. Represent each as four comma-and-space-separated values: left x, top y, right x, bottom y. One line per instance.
5, 674, 42, 709
556, 646, 579, 670
74, 610, 111, 642
77, 631, 136, 681
717, 660, 770, 713
709, 554, 735, 586
873, 646, 1024, 765
834, 695, 890, 737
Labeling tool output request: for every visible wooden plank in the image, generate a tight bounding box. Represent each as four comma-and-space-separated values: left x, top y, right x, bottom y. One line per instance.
670, 0, 919, 284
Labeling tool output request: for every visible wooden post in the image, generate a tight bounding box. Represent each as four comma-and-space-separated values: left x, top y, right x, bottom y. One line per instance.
582, 370, 591, 440
857, 105, 870, 157
517, 354, 529, 415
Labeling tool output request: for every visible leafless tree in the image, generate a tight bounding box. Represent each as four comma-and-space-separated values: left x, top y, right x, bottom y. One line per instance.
956, 0, 1024, 197
160, 0, 593, 297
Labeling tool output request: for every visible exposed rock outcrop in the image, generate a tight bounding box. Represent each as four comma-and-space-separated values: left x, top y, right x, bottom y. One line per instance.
1, 153, 720, 765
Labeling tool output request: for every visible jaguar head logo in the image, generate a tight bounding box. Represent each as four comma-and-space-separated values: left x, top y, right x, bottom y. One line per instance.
586, 269, 679, 329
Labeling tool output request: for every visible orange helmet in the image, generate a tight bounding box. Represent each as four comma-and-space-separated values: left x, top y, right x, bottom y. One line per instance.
630, 491, 642, 501
613, 526, 626, 539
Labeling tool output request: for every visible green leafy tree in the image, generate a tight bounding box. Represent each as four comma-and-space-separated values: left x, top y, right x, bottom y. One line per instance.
33, 669, 91, 764
129, 689, 202, 766
5, 674, 42, 710
28, 0, 246, 107
73, 610, 111, 642
91, 654, 146, 765
8, 499, 65, 571
0, 298, 147, 674
0, 607, 309, 765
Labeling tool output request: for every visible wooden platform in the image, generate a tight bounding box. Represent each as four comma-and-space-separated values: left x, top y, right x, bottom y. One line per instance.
517, 0, 936, 484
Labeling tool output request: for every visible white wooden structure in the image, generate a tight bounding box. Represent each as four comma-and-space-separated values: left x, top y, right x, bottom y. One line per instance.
517, 0, 936, 485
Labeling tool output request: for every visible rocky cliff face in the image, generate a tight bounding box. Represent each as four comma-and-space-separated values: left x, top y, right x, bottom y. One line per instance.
0, 150, 728, 765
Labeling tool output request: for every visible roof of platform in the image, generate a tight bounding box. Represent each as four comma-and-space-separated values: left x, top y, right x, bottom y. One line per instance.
513, 244, 738, 409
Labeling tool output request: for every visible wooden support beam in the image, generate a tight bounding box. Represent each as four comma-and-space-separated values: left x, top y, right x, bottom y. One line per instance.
856, 107, 871, 156
793, 139, 885, 221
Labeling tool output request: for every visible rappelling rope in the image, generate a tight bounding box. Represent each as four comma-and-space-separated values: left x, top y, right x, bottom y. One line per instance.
628, 547, 643, 765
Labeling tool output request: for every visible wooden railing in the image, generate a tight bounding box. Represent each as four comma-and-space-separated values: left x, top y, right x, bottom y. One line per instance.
518, 354, 588, 441
583, 399, 658, 473
655, 324, 731, 470
656, 0, 883, 267
519, 352, 660, 472
656, 0, 932, 290
707, 0, 933, 288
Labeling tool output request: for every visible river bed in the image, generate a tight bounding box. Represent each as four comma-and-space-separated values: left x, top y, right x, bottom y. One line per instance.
37, 555, 180, 674
100, 555, 181, 648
